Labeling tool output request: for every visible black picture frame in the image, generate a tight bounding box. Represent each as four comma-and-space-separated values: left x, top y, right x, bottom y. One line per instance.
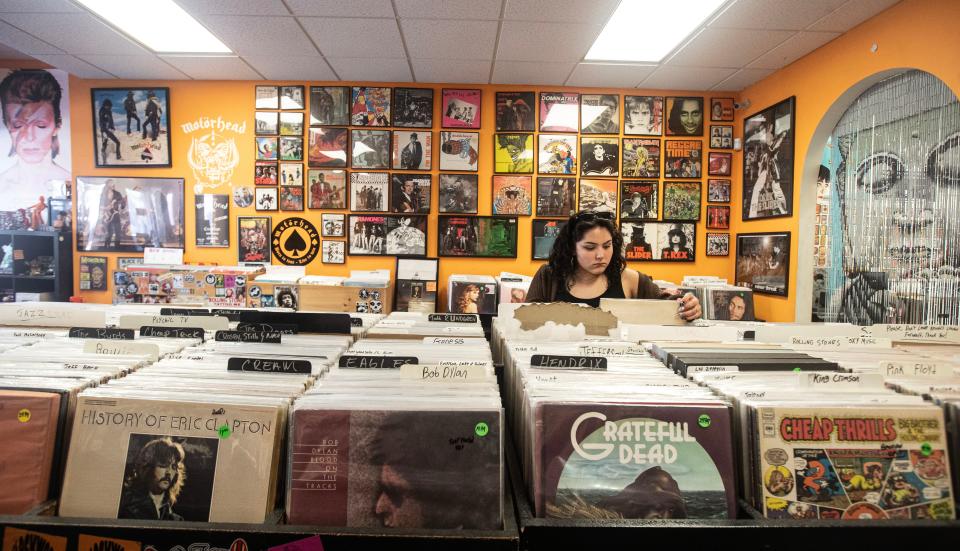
348, 214, 428, 257
708, 179, 731, 203
742, 96, 796, 221
531, 219, 562, 260
321, 213, 345, 237
391, 174, 431, 214
535, 177, 576, 218
496, 91, 536, 132
494, 133, 534, 174
255, 85, 279, 109
392, 87, 434, 128
619, 180, 659, 221
705, 233, 730, 256
708, 151, 733, 176
309, 86, 350, 126
580, 93, 620, 134
279, 112, 305, 136
580, 137, 619, 177
539, 91, 579, 132
709, 124, 734, 149
307, 169, 348, 209
662, 181, 702, 221
255, 187, 278, 211
438, 131, 480, 171
735, 231, 791, 296
621, 137, 660, 178
238, 216, 271, 263
75, 176, 184, 252
623, 95, 663, 136
441, 88, 481, 129
194, 193, 230, 247
91, 87, 172, 168
437, 216, 518, 258
664, 96, 704, 136
663, 139, 702, 179
350, 172, 390, 212
392, 130, 431, 171
255, 111, 278, 135
279, 185, 304, 211
279, 136, 303, 161
280, 85, 305, 110
307, 127, 348, 168
622, 221, 696, 262
710, 97, 735, 122
394, 257, 439, 313
351, 86, 391, 126
438, 174, 479, 214
79, 255, 108, 291
351, 129, 391, 170
706, 205, 730, 229
322, 241, 346, 264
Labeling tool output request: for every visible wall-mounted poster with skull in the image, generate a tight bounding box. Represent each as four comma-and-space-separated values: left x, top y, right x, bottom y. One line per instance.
182, 115, 245, 194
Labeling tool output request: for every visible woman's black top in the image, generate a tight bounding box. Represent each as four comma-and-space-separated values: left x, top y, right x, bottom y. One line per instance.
554, 276, 626, 308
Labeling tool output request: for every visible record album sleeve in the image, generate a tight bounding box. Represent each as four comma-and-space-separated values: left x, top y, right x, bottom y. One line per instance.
0, 390, 62, 514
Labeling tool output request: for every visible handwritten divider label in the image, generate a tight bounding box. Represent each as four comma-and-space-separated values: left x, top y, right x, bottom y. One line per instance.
338, 356, 418, 369
869, 324, 960, 344
789, 336, 894, 349
423, 337, 487, 345
236, 322, 298, 334
231, 311, 352, 334
227, 357, 312, 374
160, 308, 213, 316
882, 361, 953, 380
68, 327, 134, 340
686, 365, 740, 375
530, 355, 607, 371
139, 326, 205, 339
0, 303, 105, 327
399, 364, 486, 382
215, 330, 282, 344
577, 343, 645, 356
799, 372, 883, 390
210, 309, 244, 321
82, 340, 159, 362
428, 313, 479, 323
376, 320, 417, 328
441, 326, 481, 334
117, 315, 229, 331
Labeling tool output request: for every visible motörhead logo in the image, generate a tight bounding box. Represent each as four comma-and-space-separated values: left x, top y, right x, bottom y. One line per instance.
272, 217, 320, 265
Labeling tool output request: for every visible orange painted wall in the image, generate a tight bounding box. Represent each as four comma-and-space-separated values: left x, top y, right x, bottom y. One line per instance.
731, 0, 960, 321
66, 77, 738, 309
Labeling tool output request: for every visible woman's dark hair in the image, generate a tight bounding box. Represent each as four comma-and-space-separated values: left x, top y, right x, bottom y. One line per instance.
549, 211, 624, 289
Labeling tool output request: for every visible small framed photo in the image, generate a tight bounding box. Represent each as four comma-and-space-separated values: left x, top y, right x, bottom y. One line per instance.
279, 136, 303, 161
662, 181, 702, 221
195, 194, 230, 247
309, 86, 350, 126
439, 131, 479, 171
708, 151, 732, 176
438, 216, 517, 258
322, 241, 345, 264
532, 219, 562, 260
664, 96, 704, 136
619, 180, 658, 221
279, 112, 304, 136
280, 85, 305, 110
238, 216, 271, 263
711, 97, 735, 122
350, 172, 389, 212
710, 125, 733, 149
256, 85, 279, 109
392, 87, 434, 128
664, 139, 702, 179
442, 88, 481, 129
79, 256, 108, 291
708, 179, 731, 203
492, 175, 532, 216
351, 129, 390, 169
538, 134, 577, 175
392, 130, 431, 170
350, 215, 428, 256
255, 187, 278, 211
280, 163, 303, 186
580, 137, 619, 176
578, 179, 617, 213
706, 205, 730, 229
706, 233, 730, 256
351, 86, 391, 126
279, 185, 304, 211
307, 169, 347, 209
494, 133, 534, 174
496, 91, 535, 132
391, 174, 431, 214
736, 232, 790, 296
623, 95, 663, 135
255, 111, 278, 135
622, 138, 660, 178
254, 161, 278, 185
438, 174, 479, 214
256, 137, 278, 160
307, 127, 348, 168
536, 177, 576, 218
539, 91, 579, 132
580, 94, 619, 134
92, 87, 172, 167
321, 213, 346, 237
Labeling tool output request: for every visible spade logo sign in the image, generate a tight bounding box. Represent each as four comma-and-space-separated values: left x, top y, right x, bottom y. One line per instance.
272, 217, 320, 265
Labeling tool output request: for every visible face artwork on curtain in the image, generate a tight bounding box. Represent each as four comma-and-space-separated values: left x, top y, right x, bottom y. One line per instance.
826, 70, 960, 325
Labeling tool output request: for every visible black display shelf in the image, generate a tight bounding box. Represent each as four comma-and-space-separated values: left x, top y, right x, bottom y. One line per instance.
0, 229, 72, 301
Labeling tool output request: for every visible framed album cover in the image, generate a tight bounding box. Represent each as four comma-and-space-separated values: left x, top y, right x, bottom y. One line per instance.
392, 87, 433, 128
622, 138, 660, 178
254, 161, 277, 185
710, 125, 734, 149
539, 91, 579, 132
578, 178, 616, 213
664, 139, 702, 179
438, 174, 478, 214
619, 180, 658, 221
537, 134, 577, 175
392, 130, 431, 170
708, 179, 731, 203
307, 169, 347, 209
309, 86, 350, 126
194, 193, 229, 247
279, 185, 304, 211
736, 231, 790, 296
92, 87, 171, 167
439, 131, 479, 171
441, 88, 481, 129
256, 85, 279, 109
350, 172, 389, 212
76, 176, 184, 252
580, 94, 619, 134
622, 221, 695, 262
664, 96, 704, 136
623, 95, 663, 136
238, 216, 271, 263
322, 241, 345, 264
256, 137, 278, 160
255, 111, 278, 135
494, 133, 534, 174
438, 216, 518, 258
743, 96, 796, 220
280, 85, 305, 110
349, 215, 428, 257
321, 213, 345, 237
492, 175, 532, 216
279, 136, 303, 161
79, 256, 107, 291
662, 181, 701, 221
536, 177, 576, 218
351, 86, 391, 126
279, 112, 304, 136
706, 233, 730, 256
580, 137, 619, 176
307, 127, 348, 168
351, 129, 390, 170
706, 205, 730, 229
711, 97, 735, 122
394, 257, 439, 313
708, 151, 733, 176
496, 91, 535, 132
391, 174, 431, 214
255, 187, 278, 211
532, 219, 562, 260
280, 163, 302, 186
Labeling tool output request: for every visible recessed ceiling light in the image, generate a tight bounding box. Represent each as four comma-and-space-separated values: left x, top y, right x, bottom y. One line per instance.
585, 0, 727, 62
74, 0, 231, 54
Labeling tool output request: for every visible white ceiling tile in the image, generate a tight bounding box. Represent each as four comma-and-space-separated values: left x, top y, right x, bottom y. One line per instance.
194, 15, 316, 56
491, 60, 575, 85
29, 53, 115, 78
173, 0, 290, 15
711, 67, 775, 91
497, 20, 601, 62
503, 0, 621, 24
76, 54, 190, 79
0, 0, 80, 12
565, 63, 655, 88
410, 58, 489, 84
1, 13, 148, 55
666, 28, 795, 68
401, 19, 498, 60
807, 0, 900, 32
286, 0, 394, 17
160, 55, 262, 80
300, 17, 405, 58
638, 66, 739, 91
747, 31, 840, 70
244, 55, 337, 80
0, 42, 31, 59
0, 19, 63, 54
709, 0, 846, 30
395, 0, 502, 20
326, 57, 412, 82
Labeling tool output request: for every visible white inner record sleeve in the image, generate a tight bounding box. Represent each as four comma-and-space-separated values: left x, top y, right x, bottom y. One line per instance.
59, 395, 282, 523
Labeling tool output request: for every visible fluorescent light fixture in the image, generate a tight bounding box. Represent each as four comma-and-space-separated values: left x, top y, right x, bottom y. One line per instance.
75, 0, 231, 54
586, 0, 726, 62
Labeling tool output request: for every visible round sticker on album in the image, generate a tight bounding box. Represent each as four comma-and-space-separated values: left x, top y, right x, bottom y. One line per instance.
272, 217, 320, 265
